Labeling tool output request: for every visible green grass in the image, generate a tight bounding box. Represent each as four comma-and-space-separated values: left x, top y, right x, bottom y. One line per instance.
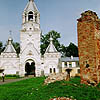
0, 77, 100, 100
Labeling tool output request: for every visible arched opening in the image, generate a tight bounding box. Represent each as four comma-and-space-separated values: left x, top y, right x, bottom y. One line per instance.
28, 11, 33, 21
25, 61, 35, 76
50, 68, 52, 73
54, 68, 56, 73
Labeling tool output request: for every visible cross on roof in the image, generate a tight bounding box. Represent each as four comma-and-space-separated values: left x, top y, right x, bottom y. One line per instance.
9, 30, 12, 37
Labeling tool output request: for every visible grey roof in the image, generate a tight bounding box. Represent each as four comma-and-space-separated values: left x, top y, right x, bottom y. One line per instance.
60, 57, 79, 62
3, 37, 16, 53
45, 37, 58, 53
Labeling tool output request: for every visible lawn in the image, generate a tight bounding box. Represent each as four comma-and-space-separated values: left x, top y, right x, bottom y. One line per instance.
0, 77, 100, 100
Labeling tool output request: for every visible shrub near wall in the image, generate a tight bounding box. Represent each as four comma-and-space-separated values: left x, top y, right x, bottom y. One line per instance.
5, 75, 20, 79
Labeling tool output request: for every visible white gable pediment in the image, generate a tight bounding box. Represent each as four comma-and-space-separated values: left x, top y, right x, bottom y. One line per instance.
21, 42, 39, 57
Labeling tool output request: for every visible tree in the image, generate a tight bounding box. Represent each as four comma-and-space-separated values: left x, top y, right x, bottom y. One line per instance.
41, 30, 79, 57
60, 44, 67, 57
41, 30, 61, 55
65, 42, 78, 57
12, 42, 20, 55
0, 42, 3, 54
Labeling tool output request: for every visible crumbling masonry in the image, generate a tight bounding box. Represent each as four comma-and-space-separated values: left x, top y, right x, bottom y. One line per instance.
77, 10, 100, 85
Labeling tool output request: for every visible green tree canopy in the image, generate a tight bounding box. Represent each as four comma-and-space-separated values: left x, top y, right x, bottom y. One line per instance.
41, 30, 79, 57
65, 42, 78, 57
12, 42, 20, 55
41, 30, 61, 55
0, 42, 3, 54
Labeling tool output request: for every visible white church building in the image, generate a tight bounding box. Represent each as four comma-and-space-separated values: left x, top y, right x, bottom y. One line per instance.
0, 0, 80, 77
0, 0, 61, 77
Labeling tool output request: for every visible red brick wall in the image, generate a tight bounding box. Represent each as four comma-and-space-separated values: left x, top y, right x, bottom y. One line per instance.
77, 10, 100, 85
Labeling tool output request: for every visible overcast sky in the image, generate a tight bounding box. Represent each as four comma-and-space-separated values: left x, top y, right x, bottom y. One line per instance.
0, 0, 100, 46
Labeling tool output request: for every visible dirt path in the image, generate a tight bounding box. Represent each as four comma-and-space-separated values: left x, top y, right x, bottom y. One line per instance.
0, 76, 34, 85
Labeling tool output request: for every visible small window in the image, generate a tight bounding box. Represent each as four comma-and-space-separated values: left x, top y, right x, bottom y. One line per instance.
78, 62, 79, 66
65, 62, 67, 66
69, 64, 72, 67
78, 69, 80, 73
69, 62, 72, 67
54, 68, 56, 73
28, 11, 33, 21
50, 68, 52, 73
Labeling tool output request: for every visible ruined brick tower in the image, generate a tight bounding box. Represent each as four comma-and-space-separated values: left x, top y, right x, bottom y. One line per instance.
77, 10, 100, 85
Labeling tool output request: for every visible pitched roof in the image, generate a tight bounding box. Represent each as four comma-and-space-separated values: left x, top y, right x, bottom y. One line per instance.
45, 37, 58, 53
24, 0, 39, 12
60, 57, 79, 62
3, 37, 16, 53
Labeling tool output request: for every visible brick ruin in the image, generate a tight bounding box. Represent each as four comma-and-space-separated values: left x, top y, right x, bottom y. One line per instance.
77, 10, 100, 85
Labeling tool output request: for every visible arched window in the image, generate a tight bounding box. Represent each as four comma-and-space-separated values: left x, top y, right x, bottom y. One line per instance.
50, 68, 52, 73
54, 68, 56, 73
28, 11, 33, 21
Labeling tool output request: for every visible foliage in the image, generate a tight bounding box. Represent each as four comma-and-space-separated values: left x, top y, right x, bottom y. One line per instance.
97, 82, 100, 88
65, 42, 78, 57
0, 77, 100, 100
5, 75, 20, 79
60, 44, 67, 57
41, 30, 61, 55
41, 30, 78, 57
12, 42, 20, 55
0, 42, 4, 54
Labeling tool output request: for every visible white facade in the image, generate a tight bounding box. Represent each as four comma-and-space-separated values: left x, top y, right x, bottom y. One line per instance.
0, 0, 61, 77
0, 37, 20, 75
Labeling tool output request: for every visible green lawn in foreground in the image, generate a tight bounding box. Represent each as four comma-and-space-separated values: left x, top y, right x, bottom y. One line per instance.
0, 77, 100, 100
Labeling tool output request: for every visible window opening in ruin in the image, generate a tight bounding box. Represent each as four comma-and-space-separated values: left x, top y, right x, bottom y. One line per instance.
86, 64, 89, 68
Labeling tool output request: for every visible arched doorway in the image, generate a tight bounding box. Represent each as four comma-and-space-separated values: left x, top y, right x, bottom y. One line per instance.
25, 60, 35, 76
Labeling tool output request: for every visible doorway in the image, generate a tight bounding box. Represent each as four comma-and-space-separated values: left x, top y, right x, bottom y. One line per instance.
25, 61, 35, 76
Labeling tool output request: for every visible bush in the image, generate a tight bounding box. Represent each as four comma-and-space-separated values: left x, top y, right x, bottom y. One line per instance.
5, 74, 20, 78
97, 82, 100, 88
